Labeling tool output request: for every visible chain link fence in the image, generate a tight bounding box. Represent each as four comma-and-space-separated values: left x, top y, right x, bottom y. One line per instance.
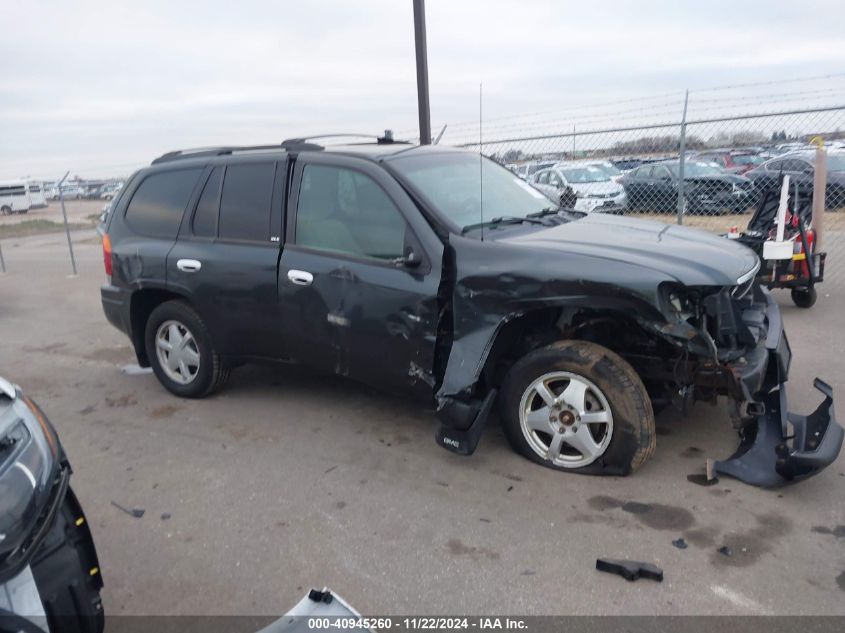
451, 100, 845, 286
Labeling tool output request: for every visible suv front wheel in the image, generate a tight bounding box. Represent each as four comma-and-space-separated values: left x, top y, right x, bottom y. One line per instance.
144, 300, 229, 398
500, 340, 655, 475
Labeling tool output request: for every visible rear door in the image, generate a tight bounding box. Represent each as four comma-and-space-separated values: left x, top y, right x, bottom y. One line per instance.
110, 167, 204, 292
168, 158, 286, 359
277, 153, 443, 397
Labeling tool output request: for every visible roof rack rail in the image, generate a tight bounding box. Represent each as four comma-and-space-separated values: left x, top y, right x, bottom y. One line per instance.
154, 131, 410, 164
151, 145, 284, 165
281, 130, 406, 150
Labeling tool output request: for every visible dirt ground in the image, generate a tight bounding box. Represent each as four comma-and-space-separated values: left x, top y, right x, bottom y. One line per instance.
0, 224, 843, 617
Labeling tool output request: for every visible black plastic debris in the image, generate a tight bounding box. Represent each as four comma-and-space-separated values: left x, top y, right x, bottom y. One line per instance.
308, 589, 334, 604
718, 545, 734, 557
595, 558, 663, 582
111, 500, 145, 518
672, 537, 688, 550
160, 512, 172, 521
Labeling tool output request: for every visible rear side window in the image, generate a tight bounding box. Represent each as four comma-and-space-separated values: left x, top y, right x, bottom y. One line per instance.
218, 163, 275, 242
192, 167, 222, 238
125, 169, 202, 238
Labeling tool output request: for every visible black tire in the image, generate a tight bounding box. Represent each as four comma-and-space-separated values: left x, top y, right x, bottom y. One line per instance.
1, 205, 11, 215
500, 340, 656, 476
144, 300, 229, 398
791, 287, 817, 309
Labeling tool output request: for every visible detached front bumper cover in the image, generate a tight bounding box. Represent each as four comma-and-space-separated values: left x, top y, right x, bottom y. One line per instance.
714, 378, 842, 487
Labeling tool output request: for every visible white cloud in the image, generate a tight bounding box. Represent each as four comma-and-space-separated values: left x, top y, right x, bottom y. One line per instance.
1, 0, 844, 178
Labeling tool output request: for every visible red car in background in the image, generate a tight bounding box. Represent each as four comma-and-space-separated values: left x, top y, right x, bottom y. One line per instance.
694, 149, 764, 175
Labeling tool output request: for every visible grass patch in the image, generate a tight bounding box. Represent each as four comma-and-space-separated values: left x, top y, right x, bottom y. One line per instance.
0, 219, 93, 239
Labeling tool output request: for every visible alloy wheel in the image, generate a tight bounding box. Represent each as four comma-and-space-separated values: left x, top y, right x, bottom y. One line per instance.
518, 371, 613, 468
155, 320, 201, 385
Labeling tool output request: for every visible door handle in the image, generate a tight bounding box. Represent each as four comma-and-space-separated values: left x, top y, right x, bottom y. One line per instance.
287, 269, 313, 286
177, 259, 202, 273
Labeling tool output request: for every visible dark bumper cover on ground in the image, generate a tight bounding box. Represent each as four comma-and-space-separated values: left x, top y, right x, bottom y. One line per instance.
715, 378, 842, 487
713, 288, 842, 487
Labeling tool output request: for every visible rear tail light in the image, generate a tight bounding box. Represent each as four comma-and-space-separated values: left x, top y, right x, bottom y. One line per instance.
792, 229, 814, 278
102, 233, 113, 277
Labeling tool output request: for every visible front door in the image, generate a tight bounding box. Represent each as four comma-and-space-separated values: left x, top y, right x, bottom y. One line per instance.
277, 154, 443, 397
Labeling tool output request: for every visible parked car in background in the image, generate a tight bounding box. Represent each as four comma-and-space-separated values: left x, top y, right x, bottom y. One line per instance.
530, 162, 627, 213
524, 160, 557, 180
82, 185, 104, 199
620, 160, 756, 215
100, 183, 123, 200
0, 180, 32, 215
49, 184, 85, 200
610, 158, 646, 172
694, 149, 764, 175
745, 150, 845, 210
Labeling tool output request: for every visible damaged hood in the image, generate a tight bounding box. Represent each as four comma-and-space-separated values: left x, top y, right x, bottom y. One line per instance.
497, 214, 759, 287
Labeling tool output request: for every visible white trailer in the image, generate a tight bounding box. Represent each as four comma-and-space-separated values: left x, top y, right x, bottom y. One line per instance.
25, 180, 47, 207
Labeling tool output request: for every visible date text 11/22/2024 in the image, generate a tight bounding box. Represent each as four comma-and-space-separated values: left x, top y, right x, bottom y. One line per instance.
306, 617, 528, 630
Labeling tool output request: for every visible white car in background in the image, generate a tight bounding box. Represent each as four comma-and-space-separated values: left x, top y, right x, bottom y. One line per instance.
530, 162, 628, 213
48, 184, 85, 200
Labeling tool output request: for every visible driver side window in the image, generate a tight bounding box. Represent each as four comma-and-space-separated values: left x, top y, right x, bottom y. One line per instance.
295, 164, 406, 261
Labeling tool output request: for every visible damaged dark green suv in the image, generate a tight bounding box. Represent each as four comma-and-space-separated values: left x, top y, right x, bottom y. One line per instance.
100, 135, 842, 487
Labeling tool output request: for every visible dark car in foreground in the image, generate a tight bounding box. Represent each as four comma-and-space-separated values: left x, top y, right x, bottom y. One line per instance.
745, 150, 845, 210
620, 160, 756, 215
99, 136, 841, 487
0, 377, 104, 633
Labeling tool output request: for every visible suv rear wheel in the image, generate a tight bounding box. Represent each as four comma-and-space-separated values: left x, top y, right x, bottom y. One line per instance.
500, 340, 655, 475
144, 300, 229, 398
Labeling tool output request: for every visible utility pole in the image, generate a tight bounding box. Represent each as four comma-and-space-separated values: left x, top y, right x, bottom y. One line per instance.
676, 90, 689, 225
413, 0, 432, 144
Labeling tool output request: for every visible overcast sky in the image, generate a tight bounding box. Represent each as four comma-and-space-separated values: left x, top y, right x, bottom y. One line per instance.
2, 0, 844, 179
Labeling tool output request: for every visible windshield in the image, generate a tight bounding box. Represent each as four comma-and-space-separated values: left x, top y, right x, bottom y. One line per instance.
390, 152, 554, 230
732, 154, 763, 166
667, 162, 725, 177
559, 166, 610, 183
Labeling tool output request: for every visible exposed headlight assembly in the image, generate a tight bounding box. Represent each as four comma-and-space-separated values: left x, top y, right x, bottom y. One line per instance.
658, 283, 699, 323
0, 378, 62, 575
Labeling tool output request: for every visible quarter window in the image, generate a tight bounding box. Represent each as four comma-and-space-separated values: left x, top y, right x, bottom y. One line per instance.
218, 163, 276, 242
192, 167, 222, 238
296, 164, 405, 260
125, 168, 202, 238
